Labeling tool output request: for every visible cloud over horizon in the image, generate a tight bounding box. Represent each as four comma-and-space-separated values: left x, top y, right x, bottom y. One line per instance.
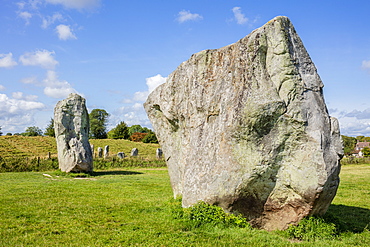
43, 70, 78, 98
0, 92, 45, 132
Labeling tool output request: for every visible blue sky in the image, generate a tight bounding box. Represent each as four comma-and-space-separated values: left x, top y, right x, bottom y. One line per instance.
1, 0, 370, 136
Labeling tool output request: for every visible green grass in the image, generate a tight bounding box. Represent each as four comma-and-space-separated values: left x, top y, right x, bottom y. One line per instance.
0, 136, 160, 159
0, 136, 165, 172
0, 165, 369, 246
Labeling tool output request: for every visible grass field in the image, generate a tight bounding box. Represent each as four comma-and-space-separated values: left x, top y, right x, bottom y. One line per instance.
0, 164, 369, 246
0, 136, 160, 159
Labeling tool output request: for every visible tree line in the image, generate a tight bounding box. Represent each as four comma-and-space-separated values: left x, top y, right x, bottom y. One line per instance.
0, 109, 158, 144
342, 135, 370, 156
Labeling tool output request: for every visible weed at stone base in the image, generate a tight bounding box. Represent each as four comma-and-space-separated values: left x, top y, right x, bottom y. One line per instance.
280, 216, 337, 241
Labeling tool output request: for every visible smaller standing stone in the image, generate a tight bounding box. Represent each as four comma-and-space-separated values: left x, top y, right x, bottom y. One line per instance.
156, 148, 163, 159
104, 145, 109, 158
97, 147, 103, 158
131, 148, 138, 157
91, 144, 94, 157
117, 152, 125, 159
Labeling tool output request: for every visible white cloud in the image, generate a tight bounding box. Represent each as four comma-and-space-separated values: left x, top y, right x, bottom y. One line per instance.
0, 93, 45, 118
19, 50, 59, 69
0, 85, 5, 91
21, 76, 39, 85
12, 92, 39, 101
232, 7, 248, 25
176, 10, 203, 23
41, 13, 64, 29
147, 74, 167, 93
362, 60, 370, 71
108, 74, 166, 130
43, 70, 77, 98
45, 0, 101, 10
133, 74, 166, 102
18, 11, 33, 25
0, 53, 18, 68
55, 24, 77, 40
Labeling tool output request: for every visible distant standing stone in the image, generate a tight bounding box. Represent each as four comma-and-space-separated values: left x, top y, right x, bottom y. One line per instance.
117, 152, 125, 159
156, 148, 163, 159
97, 147, 103, 158
91, 144, 94, 156
54, 93, 93, 173
131, 148, 138, 157
104, 145, 109, 158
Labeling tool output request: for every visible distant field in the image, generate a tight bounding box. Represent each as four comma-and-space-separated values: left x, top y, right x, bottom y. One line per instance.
0, 136, 160, 159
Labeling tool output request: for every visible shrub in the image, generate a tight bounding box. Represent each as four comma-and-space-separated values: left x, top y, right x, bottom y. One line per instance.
177, 201, 250, 229
283, 216, 337, 241
142, 133, 158, 143
130, 132, 147, 142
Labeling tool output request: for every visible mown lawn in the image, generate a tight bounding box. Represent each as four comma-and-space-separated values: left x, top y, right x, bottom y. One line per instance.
0, 165, 369, 246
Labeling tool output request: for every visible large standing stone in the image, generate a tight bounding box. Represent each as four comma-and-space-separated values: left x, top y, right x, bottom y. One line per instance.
54, 93, 93, 173
144, 16, 343, 230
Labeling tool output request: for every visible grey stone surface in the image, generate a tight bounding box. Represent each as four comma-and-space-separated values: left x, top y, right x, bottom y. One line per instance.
131, 148, 138, 157
156, 148, 163, 159
144, 16, 343, 230
104, 145, 109, 158
117, 152, 125, 159
54, 93, 93, 173
97, 147, 103, 158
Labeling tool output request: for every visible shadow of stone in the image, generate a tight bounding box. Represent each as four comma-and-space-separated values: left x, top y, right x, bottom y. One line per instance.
325, 204, 370, 233
91, 171, 143, 176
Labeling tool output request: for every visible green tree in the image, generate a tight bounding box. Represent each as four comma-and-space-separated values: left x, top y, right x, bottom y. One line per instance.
362, 147, 370, 157
128, 125, 150, 137
356, 136, 365, 142
341, 135, 357, 155
0, 126, 2, 136
142, 132, 158, 143
22, 126, 43, 136
108, 121, 129, 139
44, 118, 55, 137
89, 109, 109, 139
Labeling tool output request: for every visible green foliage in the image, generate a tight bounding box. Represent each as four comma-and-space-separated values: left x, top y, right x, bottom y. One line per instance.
181, 201, 250, 229
283, 217, 337, 241
89, 109, 109, 139
362, 147, 370, 157
0, 156, 58, 172
22, 126, 43, 136
356, 135, 370, 142
142, 132, 158, 143
6, 133, 12, 136
128, 124, 150, 136
341, 135, 357, 155
93, 157, 166, 170
44, 118, 55, 137
108, 121, 129, 139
